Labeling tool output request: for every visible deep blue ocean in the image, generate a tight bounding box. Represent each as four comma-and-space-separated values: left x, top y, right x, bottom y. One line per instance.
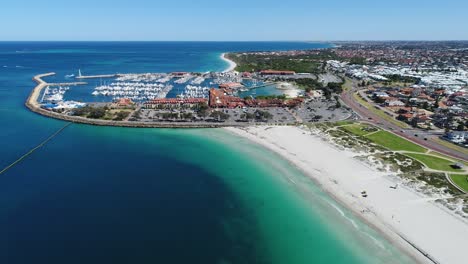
0, 42, 415, 264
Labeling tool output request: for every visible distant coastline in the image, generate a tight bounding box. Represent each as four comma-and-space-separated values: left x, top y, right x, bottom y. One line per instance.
221, 53, 237, 72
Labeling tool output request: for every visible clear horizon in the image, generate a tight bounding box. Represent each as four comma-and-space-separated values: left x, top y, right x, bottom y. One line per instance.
1, 40, 468, 42
1, 0, 467, 41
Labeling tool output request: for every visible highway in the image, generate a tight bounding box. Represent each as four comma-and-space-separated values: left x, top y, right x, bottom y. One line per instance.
340, 80, 468, 162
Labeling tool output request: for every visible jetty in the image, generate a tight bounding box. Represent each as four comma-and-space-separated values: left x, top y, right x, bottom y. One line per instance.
50, 82, 87, 86
76, 74, 118, 79
28, 73, 87, 109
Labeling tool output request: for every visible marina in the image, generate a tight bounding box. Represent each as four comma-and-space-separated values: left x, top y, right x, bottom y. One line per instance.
92, 82, 175, 101
26, 70, 350, 128
35, 71, 281, 106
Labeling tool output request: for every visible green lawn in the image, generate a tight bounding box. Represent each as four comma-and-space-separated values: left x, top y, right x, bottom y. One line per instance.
405, 153, 463, 172
366, 131, 427, 153
428, 151, 468, 167
449, 174, 468, 192
341, 123, 379, 136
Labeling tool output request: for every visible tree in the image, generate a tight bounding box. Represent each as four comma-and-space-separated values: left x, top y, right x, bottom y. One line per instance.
197, 103, 209, 117
241, 112, 255, 121
210, 111, 229, 121
88, 107, 106, 119
327, 82, 343, 94
334, 95, 341, 108
113, 111, 129, 121
72, 106, 90, 116
255, 110, 273, 121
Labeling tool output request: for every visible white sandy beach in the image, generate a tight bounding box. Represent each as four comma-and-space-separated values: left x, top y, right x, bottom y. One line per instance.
221, 53, 237, 72
225, 126, 468, 264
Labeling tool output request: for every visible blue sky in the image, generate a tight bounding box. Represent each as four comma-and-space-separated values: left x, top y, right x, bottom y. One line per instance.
1, 0, 467, 41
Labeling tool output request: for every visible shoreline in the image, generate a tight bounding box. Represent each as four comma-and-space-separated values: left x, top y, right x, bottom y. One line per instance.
225, 126, 468, 264
221, 53, 237, 72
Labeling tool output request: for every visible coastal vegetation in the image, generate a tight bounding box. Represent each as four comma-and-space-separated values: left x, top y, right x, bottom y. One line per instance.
294, 78, 323, 91
72, 106, 131, 121
154, 112, 195, 121
209, 111, 230, 121
240, 110, 273, 122
341, 123, 379, 136
293, 78, 345, 100
225, 52, 337, 73
72, 106, 106, 118
342, 124, 465, 173
308, 121, 467, 210
404, 153, 463, 172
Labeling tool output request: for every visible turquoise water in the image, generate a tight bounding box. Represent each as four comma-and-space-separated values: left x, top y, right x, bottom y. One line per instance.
0, 42, 415, 263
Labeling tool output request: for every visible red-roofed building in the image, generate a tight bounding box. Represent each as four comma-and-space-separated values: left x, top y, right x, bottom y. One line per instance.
242, 72, 252, 78
208, 88, 303, 109
111, 98, 135, 108
209, 89, 245, 108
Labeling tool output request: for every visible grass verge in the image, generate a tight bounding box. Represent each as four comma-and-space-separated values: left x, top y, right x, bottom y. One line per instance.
405, 153, 464, 173
449, 174, 468, 192
366, 130, 427, 153
428, 151, 468, 167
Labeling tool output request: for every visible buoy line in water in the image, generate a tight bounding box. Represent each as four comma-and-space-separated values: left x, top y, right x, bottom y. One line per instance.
0, 122, 72, 175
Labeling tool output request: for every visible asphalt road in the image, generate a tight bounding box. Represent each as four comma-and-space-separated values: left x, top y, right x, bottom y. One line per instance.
340, 82, 468, 162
